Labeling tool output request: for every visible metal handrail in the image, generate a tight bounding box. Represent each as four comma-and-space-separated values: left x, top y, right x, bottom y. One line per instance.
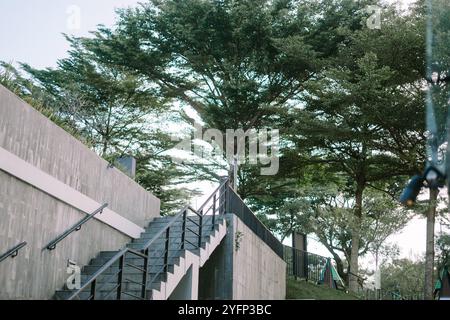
139, 206, 197, 251
67, 178, 229, 300
68, 247, 142, 300
197, 180, 228, 212
227, 186, 284, 258
140, 177, 229, 251
227, 187, 275, 235
0, 242, 27, 263
45, 203, 108, 251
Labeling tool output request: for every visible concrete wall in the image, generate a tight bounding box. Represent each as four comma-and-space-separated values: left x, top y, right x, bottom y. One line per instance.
0, 85, 160, 299
198, 220, 234, 300
198, 214, 286, 300
231, 215, 286, 300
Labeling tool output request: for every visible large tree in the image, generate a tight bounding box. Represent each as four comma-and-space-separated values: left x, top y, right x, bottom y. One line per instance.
22, 36, 167, 157
381, 257, 425, 299
0, 62, 81, 139
280, 181, 411, 285
276, 3, 426, 291
13, 0, 431, 293
77, 0, 349, 138
7, 39, 204, 214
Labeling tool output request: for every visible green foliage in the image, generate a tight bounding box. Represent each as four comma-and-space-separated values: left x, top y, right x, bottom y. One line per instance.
286, 278, 359, 300
76, 0, 429, 283
0, 62, 83, 141
80, 0, 324, 131
380, 258, 425, 297
22, 36, 167, 157
3, 46, 202, 214
2, 0, 434, 275
259, 1, 425, 288
436, 233, 450, 270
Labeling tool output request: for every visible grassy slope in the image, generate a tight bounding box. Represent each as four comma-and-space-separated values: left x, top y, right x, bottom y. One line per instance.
286, 278, 360, 300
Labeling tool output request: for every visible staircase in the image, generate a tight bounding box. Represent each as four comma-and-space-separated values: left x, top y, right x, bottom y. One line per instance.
54, 180, 228, 300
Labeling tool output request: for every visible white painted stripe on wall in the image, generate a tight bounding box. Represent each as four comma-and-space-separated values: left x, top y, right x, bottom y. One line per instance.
0, 146, 145, 238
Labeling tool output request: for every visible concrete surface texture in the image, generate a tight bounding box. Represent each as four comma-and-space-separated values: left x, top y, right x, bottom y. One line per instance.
152, 219, 227, 300
198, 214, 286, 300
231, 215, 286, 300
0, 85, 160, 299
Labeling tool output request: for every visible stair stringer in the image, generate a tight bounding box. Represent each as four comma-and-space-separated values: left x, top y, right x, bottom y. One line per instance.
151, 218, 227, 300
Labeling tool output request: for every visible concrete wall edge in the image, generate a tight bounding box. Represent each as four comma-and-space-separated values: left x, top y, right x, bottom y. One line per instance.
0, 146, 145, 238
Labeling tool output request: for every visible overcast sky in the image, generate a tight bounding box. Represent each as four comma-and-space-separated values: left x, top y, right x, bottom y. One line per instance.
0, 0, 432, 267
0, 0, 141, 68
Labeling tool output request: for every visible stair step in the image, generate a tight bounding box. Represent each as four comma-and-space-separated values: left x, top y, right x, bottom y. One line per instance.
96, 248, 185, 257
55, 287, 158, 300
144, 223, 217, 234
147, 220, 211, 229
131, 238, 209, 247
96, 251, 122, 260
54, 213, 226, 300
83, 260, 178, 275
126, 245, 206, 254
136, 231, 214, 239
144, 216, 218, 229
85, 258, 174, 272
153, 215, 216, 222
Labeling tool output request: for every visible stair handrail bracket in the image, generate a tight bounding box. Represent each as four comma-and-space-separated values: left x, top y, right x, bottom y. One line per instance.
0, 242, 27, 263
66, 178, 229, 300
45, 203, 108, 251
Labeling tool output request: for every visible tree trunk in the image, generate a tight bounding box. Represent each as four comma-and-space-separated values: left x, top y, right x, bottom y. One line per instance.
349, 185, 364, 293
424, 188, 438, 300
349, 224, 361, 292
333, 254, 348, 285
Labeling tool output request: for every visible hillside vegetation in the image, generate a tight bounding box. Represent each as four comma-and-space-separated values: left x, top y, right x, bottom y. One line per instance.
286, 279, 359, 300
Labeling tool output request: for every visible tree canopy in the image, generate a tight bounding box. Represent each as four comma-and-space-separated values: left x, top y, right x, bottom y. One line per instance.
1, 0, 436, 292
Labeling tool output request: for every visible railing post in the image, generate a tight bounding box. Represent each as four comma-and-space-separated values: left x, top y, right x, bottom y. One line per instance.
142, 248, 149, 299
181, 210, 187, 250
292, 247, 297, 280
117, 254, 124, 300
90, 279, 96, 300
304, 250, 309, 281
198, 210, 203, 248
225, 185, 230, 213
212, 194, 216, 230
164, 228, 170, 273
219, 188, 224, 215
314, 256, 318, 283
219, 177, 228, 215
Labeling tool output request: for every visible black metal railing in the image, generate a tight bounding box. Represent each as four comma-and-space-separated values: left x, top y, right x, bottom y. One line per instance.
0, 242, 27, 263
67, 179, 228, 300
226, 187, 284, 259
284, 246, 330, 284
45, 203, 108, 251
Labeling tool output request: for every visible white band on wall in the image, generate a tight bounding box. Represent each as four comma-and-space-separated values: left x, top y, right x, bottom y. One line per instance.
0, 146, 145, 238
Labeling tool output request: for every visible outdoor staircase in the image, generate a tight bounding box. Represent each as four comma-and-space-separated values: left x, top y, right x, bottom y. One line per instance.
54, 182, 229, 300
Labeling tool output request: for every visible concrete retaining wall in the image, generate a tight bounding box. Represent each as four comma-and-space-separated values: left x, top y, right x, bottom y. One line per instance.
198, 214, 286, 300
231, 215, 286, 299
0, 85, 160, 299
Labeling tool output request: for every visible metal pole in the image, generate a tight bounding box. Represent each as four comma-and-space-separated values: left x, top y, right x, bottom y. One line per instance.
425, 187, 438, 300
